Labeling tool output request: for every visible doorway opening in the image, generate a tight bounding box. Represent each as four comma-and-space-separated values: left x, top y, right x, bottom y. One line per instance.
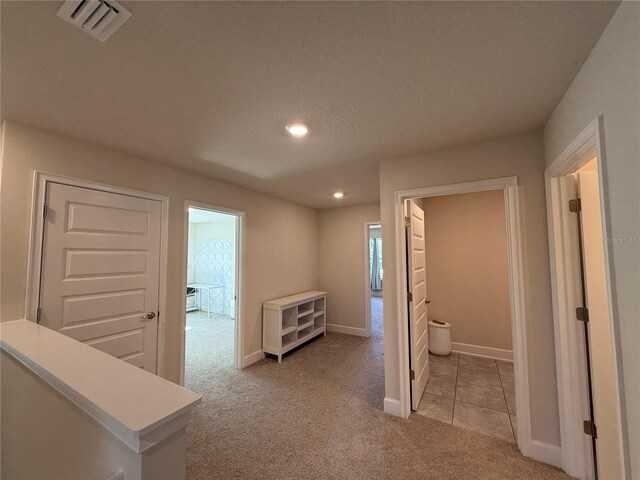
393, 177, 530, 448
546, 117, 626, 480
405, 190, 516, 443
181, 204, 242, 387
366, 223, 383, 337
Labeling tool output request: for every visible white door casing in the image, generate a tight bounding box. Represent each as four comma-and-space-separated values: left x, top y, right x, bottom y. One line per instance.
545, 117, 628, 478
407, 200, 429, 410
39, 183, 162, 372
577, 170, 624, 480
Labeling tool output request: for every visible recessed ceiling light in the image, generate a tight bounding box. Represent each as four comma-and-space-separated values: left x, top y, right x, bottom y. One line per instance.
285, 122, 310, 138
333, 191, 345, 199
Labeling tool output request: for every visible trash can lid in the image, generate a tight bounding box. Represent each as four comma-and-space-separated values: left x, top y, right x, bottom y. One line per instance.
428, 320, 451, 328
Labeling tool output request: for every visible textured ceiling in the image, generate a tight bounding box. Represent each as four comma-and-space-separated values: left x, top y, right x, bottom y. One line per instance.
1, 1, 619, 208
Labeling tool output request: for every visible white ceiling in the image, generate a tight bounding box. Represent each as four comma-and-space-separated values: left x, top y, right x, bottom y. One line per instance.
188, 208, 235, 224
1, 1, 618, 208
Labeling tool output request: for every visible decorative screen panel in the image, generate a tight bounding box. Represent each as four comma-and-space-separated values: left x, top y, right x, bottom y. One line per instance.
195, 239, 235, 317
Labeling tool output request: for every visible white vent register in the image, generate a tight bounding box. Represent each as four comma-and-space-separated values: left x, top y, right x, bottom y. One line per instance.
57, 0, 131, 42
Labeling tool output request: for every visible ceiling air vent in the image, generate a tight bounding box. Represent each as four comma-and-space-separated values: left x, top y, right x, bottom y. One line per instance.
57, 0, 132, 42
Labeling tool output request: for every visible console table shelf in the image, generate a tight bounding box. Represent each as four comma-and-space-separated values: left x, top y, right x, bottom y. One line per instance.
263, 290, 327, 363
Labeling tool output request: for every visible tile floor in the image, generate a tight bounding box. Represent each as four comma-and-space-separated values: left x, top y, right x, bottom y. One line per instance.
415, 352, 517, 443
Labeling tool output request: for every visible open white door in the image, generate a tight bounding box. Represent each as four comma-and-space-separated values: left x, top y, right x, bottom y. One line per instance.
561, 175, 596, 480
39, 183, 162, 372
577, 170, 624, 480
406, 200, 429, 410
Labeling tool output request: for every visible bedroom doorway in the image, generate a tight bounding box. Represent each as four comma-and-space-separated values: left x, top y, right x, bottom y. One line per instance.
181, 203, 243, 386
366, 223, 383, 337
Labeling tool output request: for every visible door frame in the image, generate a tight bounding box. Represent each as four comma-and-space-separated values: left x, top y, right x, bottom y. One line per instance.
393, 176, 531, 449
25, 172, 170, 377
364, 221, 381, 338
180, 200, 245, 385
545, 116, 627, 479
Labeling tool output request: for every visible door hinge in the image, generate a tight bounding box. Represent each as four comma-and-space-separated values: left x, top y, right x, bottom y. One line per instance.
405, 216, 411, 227
410, 369, 416, 380
569, 198, 582, 213
43, 204, 48, 219
576, 306, 589, 322
407, 291, 413, 302
583, 420, 597, 438
36, 307, 42, 324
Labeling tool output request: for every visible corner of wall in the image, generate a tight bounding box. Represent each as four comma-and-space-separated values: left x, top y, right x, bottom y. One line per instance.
383, 397, 403, 417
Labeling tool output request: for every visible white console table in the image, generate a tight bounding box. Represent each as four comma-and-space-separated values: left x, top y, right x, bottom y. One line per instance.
187, 283, 225, 319
263, 290, 327, 363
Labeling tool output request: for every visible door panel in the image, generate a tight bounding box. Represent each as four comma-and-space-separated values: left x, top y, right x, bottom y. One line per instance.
578, 170, 624, 480
407, 200, 429, 410
65, 250, 148, 278
39, 183, 162, 372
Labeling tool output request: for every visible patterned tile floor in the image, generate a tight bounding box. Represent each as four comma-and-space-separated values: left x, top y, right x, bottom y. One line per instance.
415, 352, 517, 443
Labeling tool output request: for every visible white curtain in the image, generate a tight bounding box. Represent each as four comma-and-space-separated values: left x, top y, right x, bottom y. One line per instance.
370, 238, 382, 291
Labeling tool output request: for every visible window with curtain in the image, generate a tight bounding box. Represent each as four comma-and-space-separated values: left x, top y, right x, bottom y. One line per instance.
369, 236, 383, 291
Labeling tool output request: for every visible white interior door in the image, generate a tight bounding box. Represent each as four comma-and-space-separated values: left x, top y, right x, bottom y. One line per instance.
407, 200, 429, 410
39, 183, 162, 372
561, 175, 596, 480
577, 170, 624, 480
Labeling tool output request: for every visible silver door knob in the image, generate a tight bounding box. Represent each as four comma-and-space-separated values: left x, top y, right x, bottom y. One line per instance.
142, 311, 156, 320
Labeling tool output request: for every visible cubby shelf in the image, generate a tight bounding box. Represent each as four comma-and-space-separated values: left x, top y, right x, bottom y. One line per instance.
281, 325, 296, 336
263, 291, 327, 363
297, 320, 314, 331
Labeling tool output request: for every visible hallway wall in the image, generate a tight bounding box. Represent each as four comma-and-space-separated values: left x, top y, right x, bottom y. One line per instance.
318, 204, 380, 336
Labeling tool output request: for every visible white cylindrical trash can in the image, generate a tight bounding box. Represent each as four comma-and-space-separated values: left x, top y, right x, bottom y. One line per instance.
428, 320, 452, 355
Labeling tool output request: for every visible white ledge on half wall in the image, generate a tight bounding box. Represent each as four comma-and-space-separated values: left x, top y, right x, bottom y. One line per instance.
0, 319, 202, 453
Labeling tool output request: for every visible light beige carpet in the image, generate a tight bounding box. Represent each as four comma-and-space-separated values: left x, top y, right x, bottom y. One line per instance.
185, 299, 570, 479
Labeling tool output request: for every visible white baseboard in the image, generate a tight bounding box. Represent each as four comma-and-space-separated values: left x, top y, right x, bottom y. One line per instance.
451, 342, 513, 361
384, 397, 402, 417
527, 440, 562, 469
326, 323, 369, 337
241, 349, 264, 368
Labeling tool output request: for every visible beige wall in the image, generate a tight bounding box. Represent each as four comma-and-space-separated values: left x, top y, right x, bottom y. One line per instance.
421, 190, 512, 351
543, 3, 639, 475
0, 121, 319, 383
380, 130, 560, 445
318, 204, 380, 334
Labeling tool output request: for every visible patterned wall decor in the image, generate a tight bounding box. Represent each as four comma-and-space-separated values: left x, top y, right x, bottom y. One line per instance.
195, 239, 235, 318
